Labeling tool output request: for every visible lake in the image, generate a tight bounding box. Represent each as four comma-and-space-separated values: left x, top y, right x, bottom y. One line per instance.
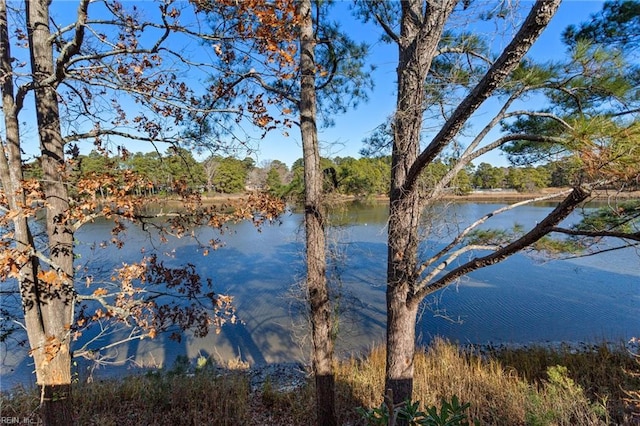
1, 200, 638, 390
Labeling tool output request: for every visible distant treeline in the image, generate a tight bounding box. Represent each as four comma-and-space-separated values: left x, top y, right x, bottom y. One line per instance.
22, 148, 609, 199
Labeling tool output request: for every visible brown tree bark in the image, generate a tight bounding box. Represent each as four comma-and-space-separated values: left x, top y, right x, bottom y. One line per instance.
25, 0, 75, 423
0, 5, 46, 404
0, 0, 33, 268
386, 0, 561, 407
386, 0, 457, 405
298, 0, 335, 424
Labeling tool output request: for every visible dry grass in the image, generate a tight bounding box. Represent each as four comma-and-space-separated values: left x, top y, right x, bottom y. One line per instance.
249, 377, 315, 425
1, 339, 637, 425
486, 341, 640, 424
334, 338, 638, 425
624, 348, 640, 421
1, 368, 250, 426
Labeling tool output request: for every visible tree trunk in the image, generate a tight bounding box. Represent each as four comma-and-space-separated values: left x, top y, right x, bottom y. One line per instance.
298, 0, 335, 424
385, 0, 560, 408
0, 6, 48, 404
385, 276, 419, 404
26, 1, 75, 424
386, 0, 456, 407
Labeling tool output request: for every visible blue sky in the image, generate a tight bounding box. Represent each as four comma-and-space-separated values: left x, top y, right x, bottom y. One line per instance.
253, 1, 608, 168
18, 1, 608, 168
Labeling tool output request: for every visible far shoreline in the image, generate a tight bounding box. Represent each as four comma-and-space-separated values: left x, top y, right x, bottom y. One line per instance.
187, 188, 640, 205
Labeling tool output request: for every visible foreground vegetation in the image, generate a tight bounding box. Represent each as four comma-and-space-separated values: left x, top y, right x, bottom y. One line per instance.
2, 339, 638, 425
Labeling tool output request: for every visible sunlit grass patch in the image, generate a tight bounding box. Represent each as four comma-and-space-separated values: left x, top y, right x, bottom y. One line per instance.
335, 338, 637, 425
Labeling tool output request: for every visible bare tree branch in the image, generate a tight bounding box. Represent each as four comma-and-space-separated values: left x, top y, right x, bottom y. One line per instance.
410, 185, 591, 306
420, 90, 524, 201
551, 227, 640, 242
612, 107, 640, 117
54, 0, 89, 85
63, 129, 178, 145
247, 70, 299, 103
314, 38, 338, 92
70, 209, 182, 233
373, 11, 400, 44
417, 244, 500, 290
435, 46, 493, 65
73, 324, 152, 360
467, 133, 566, 163
416, 188, 575, 280
556, 242, 640, 260
505, 110, 574, 131
402, 0, 562, 197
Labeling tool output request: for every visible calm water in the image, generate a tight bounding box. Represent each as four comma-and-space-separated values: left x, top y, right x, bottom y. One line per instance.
1, 201, 638, 390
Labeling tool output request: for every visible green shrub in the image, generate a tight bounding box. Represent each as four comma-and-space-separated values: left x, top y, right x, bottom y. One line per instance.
358, 393, 477, 426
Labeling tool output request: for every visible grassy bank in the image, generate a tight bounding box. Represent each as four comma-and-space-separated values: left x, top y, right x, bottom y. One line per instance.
2, 339, 638, 425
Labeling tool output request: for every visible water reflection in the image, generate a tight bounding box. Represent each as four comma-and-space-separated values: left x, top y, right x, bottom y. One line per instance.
1, 201, 638, 390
